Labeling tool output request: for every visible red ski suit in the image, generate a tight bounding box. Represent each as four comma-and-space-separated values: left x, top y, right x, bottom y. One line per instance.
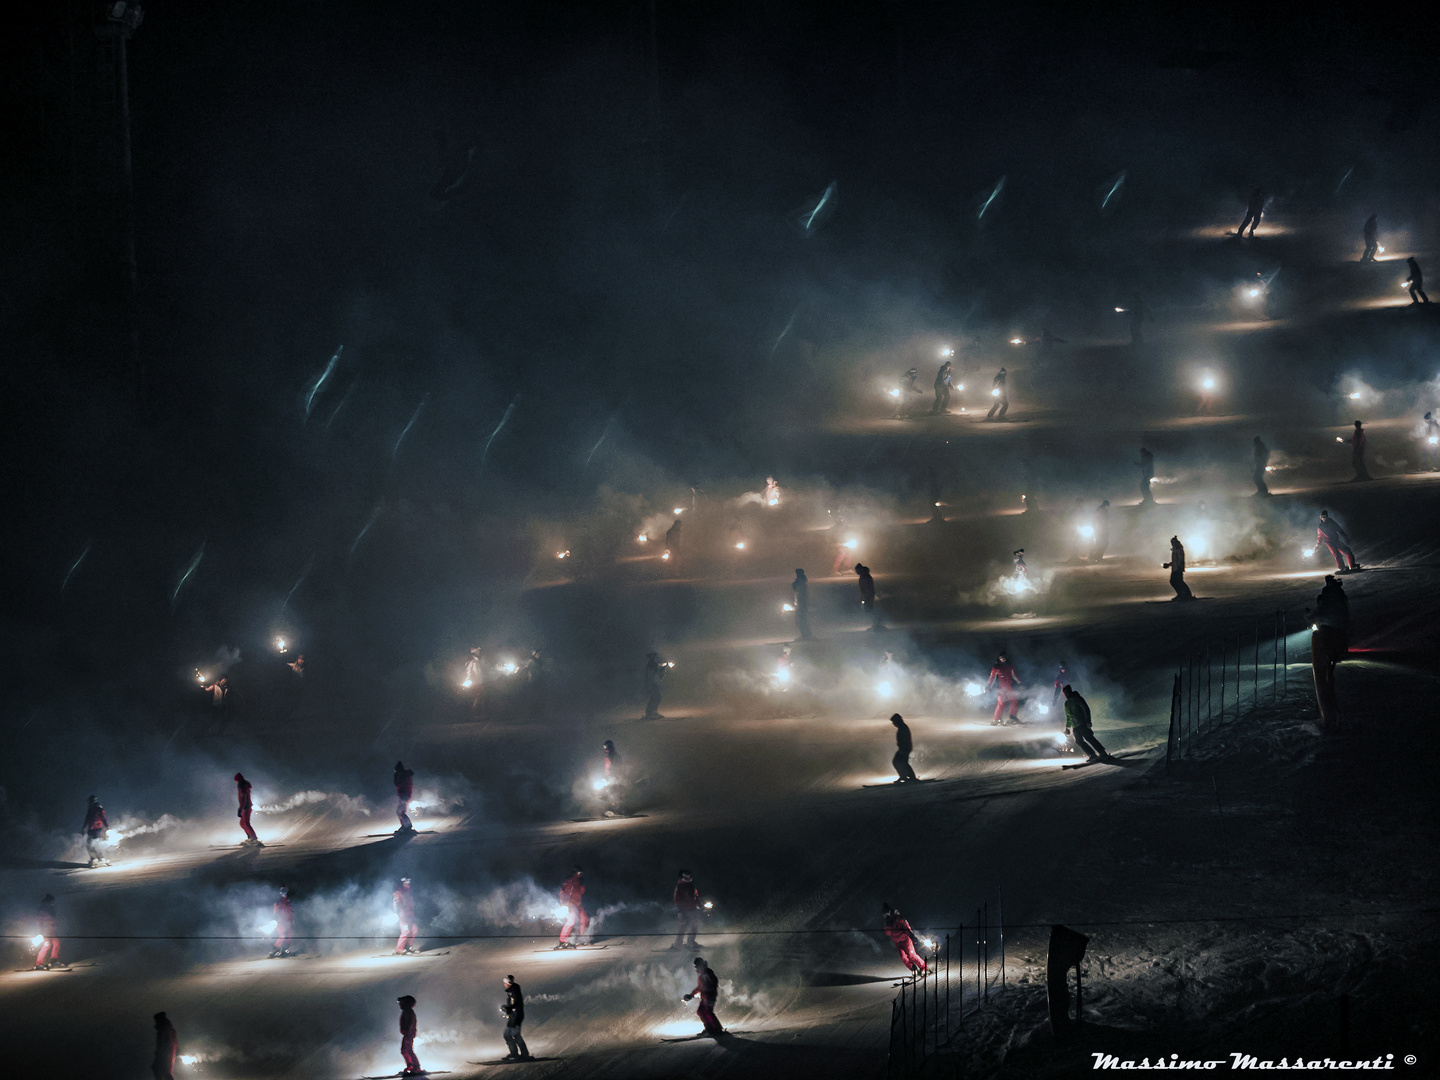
558, 873, 589, 943
884, 916, 928, 974
690, 965, 724, 1034
987, 662, 1022, 721
236, 777, 258, 841
393, 884, 417, 953
399, 1005, 421, 1073
1317, 518, 1358, 571
82, 803, 107, 835
273, 895, 293, 952
35, 906, 59, 967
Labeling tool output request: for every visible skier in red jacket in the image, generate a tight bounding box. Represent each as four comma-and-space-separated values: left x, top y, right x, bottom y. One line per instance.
34, 894, 60, 970
234, 773, 261, 845
555, 866, 589, 948
152, 1012, 178, 1080
673, 870, 702, 949
397, 995, 422, 1075
1316, 510, 1360, 572
82, 795, 109, 867
393, 761, 415, 834
882, 903, 929, 975
684, 956, 725, 1036
393, 877, 417, 954
269, 886, 293, 958
986, 653, 1023, 725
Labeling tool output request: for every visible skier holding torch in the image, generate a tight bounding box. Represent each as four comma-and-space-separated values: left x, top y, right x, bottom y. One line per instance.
882, 903, 929, 975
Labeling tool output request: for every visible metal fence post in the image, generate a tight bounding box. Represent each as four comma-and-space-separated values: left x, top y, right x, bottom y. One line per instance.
1205, 643, 1211, 730
1281, 609, 1287, 696
998, 888, 1005, 988
1219, 636, 1226, 726
1253, 624, 1259, 708
1273, 609, 1279, 700
982, 901, 989, 1002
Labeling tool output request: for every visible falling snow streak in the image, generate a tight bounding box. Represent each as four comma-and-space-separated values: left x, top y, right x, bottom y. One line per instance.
304, 345, 342, 420
769, 309, 798, 361
391, 397, 427, 461
281, 554, 315, 611
350, 506, 383, 557
171, 544, 205, 610
1335, 165, 1354, 194
479, 395, 520, 472
324, 382, 355, 431
584, 416, 616, 469
61, 543, 91, 594
978, 176, 1006, 221
1101, 170, 1126, 210
801, 181, 837, 235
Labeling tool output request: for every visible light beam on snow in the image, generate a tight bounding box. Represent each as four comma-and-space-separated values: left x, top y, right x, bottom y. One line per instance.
350, 506, 383, 557
978, 176, 1006, 221
1101, 170, 1126, 210
61, 543, 90, 594
281, 554, 315, 611
803, 182, 837, 233
304, 345, 342, 421
584, 416, 616, 469
391, 398, 427, 461
480, 395, 519, 472
171, 544, 205, 609
324, 383, 355, 430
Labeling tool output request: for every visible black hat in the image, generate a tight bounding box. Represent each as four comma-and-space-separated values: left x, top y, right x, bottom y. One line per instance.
397, 995, 416, 1006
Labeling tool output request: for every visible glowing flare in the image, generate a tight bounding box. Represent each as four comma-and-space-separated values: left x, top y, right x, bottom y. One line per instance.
1303, 547, 1316, 558
889, 388, 901, 398
768, 499, 779, 506
556, 550, 570, 559
939, 347, 954, 357
782, 603, 794, 612
662, 551, 671, 560
956, 383, 966, 391
1378, 246, 1385, 253
180, 1056, 199, 1066
1248, 288, 1260, 298
735, 542, 745, 550
501, 660, 518, 675
1202, 377, 1215, 390
31, 934, 44, 947
964, 682, 983, 697
1010, 338, 1024, 345
461, 678, 473, 689
553, 904, 569, 920
1038, 703, 1050, 714
274, 638, 287, 652
921, 937, 935, 950
776, 667, 791, 683
844, 539, 858, 549
673, 508, 684, 515
637, 534, 648, 543
703, 901, 714, 910
383, 912, 400, 927
592, 776, 611, 791
1052, 732, 1067, 745
1336, 437, 1344, 443
1077, 524, 1095, 539
991, 388, 1000, 397
260, 920, 277, 934
1430, 436, 1438, 446
1114, 306, 1125, 313
1348, 392, 1361, 400
876, 681, 892, 698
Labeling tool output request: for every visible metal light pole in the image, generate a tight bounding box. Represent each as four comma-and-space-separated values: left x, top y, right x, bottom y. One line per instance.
100, 2, 144, 407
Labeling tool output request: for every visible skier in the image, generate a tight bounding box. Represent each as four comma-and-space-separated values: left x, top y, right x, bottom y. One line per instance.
1351, 420, 1372, 481
1236, 186, 1265, 238
643, 653, 667, 719
393, 877, 417, 955
673, 870, 703, 949
1406, 257, 1429, 305
985, 367, 1009, 421
895, 367, 922, 417
664, 516, 682, 564
393, 760, 415, 833
1062, 684, 1110, 761
1424, 412, 1440, 471
1092, 501, 1111, 561
397, 995, 422, 1075
1050, 662, 1070, 712
683, 956, 725, 1036
287, 653, 305, 678
463, 647, 484, 710
152, 1012, 178, 1080
882, 904, 929, 975
890, 713, 919, 783
855, 564, 880, 628
270, 886, 293, 958
1310, 575, 1352, 732
33, 894, 59, 970
986, 653, 1023, 725
234, 772, 261, 845
932, 361, 953, 414
792, 568, 812, 641
555, 866, 589, 949
501, 975, 532, 1061
764, 476, 781, 507
1163, 536, 1194, 600
82, 794, 109, 867
1361, 214, 1378, 263
1124, 294, 1151, 345
1316, 510, 1360, 571
1252, 436, 1271, 496
599, 740, 625, 814
1013, 549, 1027, 579
1136, 448, 1155, 505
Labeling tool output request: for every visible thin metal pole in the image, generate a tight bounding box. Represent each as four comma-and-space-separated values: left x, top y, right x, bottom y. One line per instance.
982, 901, 989, 1002
975, 908, 982, 1007
1253, 625, 1259, 708
998, 888, 1005, 988
1282, 610, 1287, 696
1219, 636, 1225, 726
1273, 610, 1279, 700
1206, 642, 1212, 731
1236, 629, 1242, 715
